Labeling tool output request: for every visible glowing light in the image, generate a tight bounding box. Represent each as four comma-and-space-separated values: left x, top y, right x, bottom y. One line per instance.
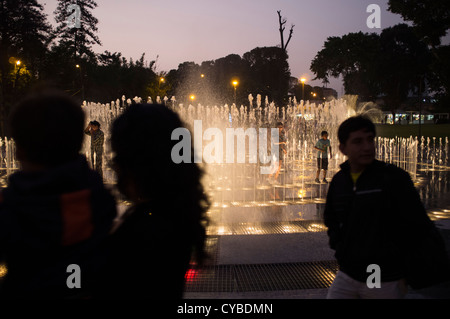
307, 223, 326, 232
296, 113, 315, 120
246, 226, 263, 235
297, 189, 306, 198
0, 263, 7, 278
282, 225, 298, 233
184, 268, 198, 282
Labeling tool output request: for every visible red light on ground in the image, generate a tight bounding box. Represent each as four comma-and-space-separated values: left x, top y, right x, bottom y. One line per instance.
184, 268, 198, 282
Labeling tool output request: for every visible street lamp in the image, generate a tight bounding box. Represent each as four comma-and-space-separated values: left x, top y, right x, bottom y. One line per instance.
75, 64, 85, 100
300, 78, 306, 101
232, 79, 239, 104
13, 60, 22, 88
158, 77, 165, 91
190, 94, 196, 104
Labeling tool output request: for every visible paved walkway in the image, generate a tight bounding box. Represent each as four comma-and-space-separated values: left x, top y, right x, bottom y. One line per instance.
183, 219, 450, 299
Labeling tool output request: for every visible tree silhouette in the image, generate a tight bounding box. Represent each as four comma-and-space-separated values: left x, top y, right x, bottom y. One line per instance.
54, 0, 101, 62
277, 10, 294, 52
0, 0, 52, 135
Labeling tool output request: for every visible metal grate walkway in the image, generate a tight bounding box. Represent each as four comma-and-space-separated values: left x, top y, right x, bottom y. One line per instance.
184, 261, 338, 293
184, 220, 338, 293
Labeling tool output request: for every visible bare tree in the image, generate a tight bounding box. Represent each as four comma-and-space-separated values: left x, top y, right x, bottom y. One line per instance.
277, 10, 294, 51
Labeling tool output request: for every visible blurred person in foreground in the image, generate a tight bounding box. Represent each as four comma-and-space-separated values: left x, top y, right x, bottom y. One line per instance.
0, 90, 117, 299
99, 103, 209, 299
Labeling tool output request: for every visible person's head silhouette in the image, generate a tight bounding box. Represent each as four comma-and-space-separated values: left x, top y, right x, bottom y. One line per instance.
111, 103, 209, 264
8, 90, 85, 171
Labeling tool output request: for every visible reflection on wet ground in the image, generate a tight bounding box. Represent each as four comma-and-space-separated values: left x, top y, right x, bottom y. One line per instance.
0, 161, 449, 238
415, 164, 450, 221
202, 163, 450, 236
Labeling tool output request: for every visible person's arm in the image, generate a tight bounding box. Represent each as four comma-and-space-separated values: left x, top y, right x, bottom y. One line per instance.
395, 169, 433, 235
278, 135, 287, 153
314, 141, 324, 153
314, 146, 325, 153
323, 180, 340, 250
329, 145, 332, 158
84, 124, 92, 136
390, 166, 450, 288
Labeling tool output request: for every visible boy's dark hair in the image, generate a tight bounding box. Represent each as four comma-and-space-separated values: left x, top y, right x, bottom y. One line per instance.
8, 90, 85, 167
276, 121, 283, 127
337, 115, 376, 145
321, 131, 328, 137
90, 120, 100, 127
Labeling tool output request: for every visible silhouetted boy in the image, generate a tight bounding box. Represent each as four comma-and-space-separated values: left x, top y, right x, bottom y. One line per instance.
84, 120, 104, 178
314, 130, 332, 183
0, 90, 117, 299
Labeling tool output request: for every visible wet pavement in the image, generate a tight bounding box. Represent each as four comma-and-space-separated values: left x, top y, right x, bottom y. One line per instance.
183, 165, 450, 299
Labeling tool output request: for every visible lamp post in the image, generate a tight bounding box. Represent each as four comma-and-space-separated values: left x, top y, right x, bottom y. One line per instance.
232, 80, 239, 105
300, 77, 306, 101
13, 60, 22, 88
158, 77, 165, 97
75, 64, 85, 101
418, 76, 423, 142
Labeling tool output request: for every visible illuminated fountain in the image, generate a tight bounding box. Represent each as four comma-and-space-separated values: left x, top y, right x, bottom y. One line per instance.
0, 95, 447, 226
175, 96, 350, 228
77, 94, 438, 231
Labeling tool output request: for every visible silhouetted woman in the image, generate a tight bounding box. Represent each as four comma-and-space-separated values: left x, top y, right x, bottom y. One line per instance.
102, 103, 209, 299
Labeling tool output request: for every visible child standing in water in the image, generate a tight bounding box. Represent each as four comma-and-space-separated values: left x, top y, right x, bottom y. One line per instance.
314, 130, 332, 183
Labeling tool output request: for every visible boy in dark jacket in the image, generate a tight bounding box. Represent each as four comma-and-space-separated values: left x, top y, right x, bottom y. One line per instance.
0, 90, 117, 299
324, 116, 449, 299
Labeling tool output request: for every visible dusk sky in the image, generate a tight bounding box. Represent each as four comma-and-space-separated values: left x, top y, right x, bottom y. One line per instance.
42, 0, 407, 98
